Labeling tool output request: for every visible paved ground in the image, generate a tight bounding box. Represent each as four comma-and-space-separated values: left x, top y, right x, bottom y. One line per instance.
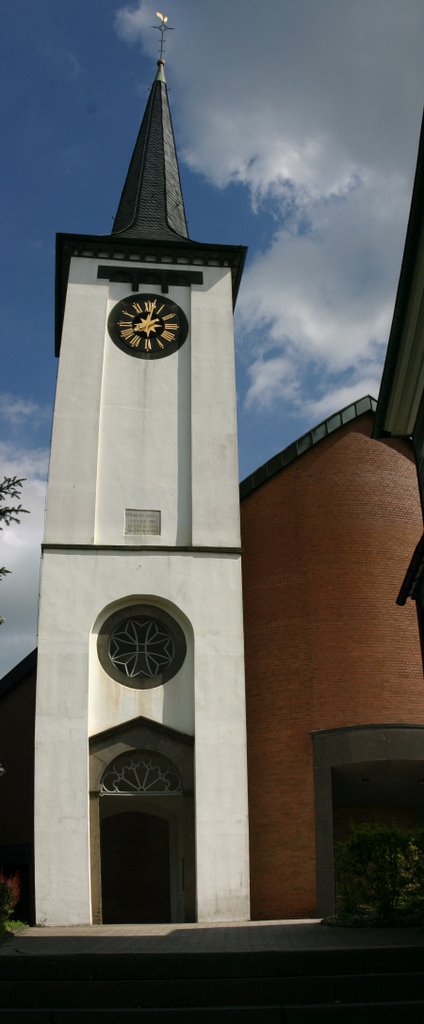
1, 920, 424, 956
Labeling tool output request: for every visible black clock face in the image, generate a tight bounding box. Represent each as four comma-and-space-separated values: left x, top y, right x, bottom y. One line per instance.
108, 293, 188, 359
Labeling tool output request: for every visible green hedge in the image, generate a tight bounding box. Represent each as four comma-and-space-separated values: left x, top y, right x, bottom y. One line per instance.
334, 823, 424, 925
0, 872, 20, 928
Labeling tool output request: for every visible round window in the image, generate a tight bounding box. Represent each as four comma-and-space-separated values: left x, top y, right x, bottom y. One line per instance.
97, 604, 186, 689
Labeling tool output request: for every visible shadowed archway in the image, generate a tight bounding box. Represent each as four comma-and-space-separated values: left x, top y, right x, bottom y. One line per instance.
89, 717, 195, 924
313, 725, 424, 916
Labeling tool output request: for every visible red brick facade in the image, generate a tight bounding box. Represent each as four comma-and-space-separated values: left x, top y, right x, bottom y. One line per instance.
241, 413, 424, 919
0, 653, 36, 923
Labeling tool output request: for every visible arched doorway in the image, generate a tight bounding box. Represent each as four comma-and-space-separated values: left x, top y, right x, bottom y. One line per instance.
99, 749, 185, 924
313, 725, 424, 916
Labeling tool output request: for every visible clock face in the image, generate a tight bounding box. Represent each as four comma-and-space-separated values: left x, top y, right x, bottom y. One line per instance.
108, 293, 189, 359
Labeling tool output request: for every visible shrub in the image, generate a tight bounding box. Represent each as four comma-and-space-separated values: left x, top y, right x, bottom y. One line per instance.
0, 872, 20, 926
335, 823, 424, 925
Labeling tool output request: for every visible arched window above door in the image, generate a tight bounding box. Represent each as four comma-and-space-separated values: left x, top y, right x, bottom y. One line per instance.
100, 749, 182, 795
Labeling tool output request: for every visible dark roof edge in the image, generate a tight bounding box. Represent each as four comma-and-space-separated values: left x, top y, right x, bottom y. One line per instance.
373, 109, 424, 439
396, 532, 424, 605
55, 232, 247, 355
312, 722, 424, 737
90, 712, 194, 747
55, 231, 247, 261
240, 395, 377, 501
0, 648, 37, 699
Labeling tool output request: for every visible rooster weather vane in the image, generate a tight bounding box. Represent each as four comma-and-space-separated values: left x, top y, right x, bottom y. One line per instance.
153, 11, 173, 61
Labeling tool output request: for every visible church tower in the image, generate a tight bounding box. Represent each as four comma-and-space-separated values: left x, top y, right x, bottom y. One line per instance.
34, 56, 250, 925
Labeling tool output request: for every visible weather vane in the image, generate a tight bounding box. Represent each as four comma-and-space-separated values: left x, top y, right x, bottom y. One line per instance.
153, 11, 173, 62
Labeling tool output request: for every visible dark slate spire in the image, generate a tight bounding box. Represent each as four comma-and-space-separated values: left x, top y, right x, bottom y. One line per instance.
112, 60, 189, 241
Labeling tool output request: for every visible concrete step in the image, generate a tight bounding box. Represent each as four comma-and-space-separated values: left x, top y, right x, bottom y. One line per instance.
1, 945, 423, 1021
0, 972, 423, 1009
0, 1010, 284, 1023
1, 946, 423, 980
285, 1001, 424, 1022
1, 1003, 424, 1023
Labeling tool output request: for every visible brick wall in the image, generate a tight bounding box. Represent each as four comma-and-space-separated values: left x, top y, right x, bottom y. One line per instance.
241, 414, 424, 919
0, 661, 36, 923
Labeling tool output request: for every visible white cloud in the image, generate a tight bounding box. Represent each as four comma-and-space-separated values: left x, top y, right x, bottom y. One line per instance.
0, 394, 50, 429
172, 0, 424, 197
114, 0, 424, 415
245, 353, 302, 410
303, 381, 380, 423
114, 1, 153, 45
0, 441, 48, 489
67, 51, 84, 81
239, 165, 404, 410
0, 443, 48, 678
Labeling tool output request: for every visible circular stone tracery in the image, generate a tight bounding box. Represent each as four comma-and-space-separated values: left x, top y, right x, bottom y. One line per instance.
97, 604, 187, 690
109, 617, 175, 680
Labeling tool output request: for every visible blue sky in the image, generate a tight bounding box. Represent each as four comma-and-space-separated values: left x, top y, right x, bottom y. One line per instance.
1, 0, 424, 675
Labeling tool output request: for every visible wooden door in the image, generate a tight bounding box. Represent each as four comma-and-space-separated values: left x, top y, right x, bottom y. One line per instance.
101, 810, 171, 923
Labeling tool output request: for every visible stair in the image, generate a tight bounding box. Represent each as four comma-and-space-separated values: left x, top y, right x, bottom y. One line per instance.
0, 946, 423, 1020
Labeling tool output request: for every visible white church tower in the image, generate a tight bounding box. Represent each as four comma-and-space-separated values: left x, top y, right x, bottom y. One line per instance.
34, 55, 250, 925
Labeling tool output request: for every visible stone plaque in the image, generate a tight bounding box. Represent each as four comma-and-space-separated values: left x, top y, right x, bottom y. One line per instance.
125, 509, 161, 536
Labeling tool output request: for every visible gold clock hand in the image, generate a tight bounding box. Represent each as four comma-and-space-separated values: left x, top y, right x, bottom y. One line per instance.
144, 316, 161, 336
133, 313, 161, 336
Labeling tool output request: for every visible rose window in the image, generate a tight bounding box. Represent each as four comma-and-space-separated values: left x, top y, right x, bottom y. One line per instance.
97, 604, 186, 689
109, 617, 175, 679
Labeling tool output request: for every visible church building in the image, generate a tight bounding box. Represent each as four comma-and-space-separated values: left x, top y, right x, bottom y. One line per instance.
1, 58, 424, 927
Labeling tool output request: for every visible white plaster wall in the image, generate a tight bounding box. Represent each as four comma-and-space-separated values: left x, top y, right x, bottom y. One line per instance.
191, 270, 241, 548
36, 254, 249, 926
89, 583, 195, 737
34, 549, 249, 925
44, 260, 108, 543
95, 282, 192, 546
45, 258, 240, 549
34, 645, 91, 925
